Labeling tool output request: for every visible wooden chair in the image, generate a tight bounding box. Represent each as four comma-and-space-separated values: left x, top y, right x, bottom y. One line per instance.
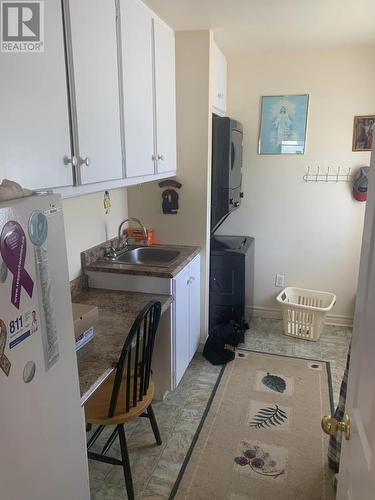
84, 300, 162, 500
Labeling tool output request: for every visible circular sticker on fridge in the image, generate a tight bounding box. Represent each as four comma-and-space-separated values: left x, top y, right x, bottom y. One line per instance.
28, 211, 48, 247
23, 361, 36, 383
0, 260, 7, 283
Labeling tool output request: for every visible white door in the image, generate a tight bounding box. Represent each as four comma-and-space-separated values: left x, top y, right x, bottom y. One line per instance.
173, 265, 190, 387
336, 149, 375, 500
69, 0, 123, 184
120, 0, 155, 178
0, 0, 72, 190
188, 255, 201, 360
153, 17, 176, 174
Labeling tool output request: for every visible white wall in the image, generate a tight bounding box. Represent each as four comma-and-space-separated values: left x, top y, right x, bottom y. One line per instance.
218, 47, 375, 322
127, 30, 212, 338
63, 188, 128, 280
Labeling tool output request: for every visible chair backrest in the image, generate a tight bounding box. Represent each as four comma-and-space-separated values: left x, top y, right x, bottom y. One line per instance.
108, 300, 162, 417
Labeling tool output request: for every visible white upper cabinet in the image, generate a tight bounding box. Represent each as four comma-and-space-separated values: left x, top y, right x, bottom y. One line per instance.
120, 0, 155, 178
119, 0, 177, 179
212, 41, 227, 115
69, 0, 123, 184
0, 0, 72, 190
0, 0, 176, 197
153, 17, 177, 174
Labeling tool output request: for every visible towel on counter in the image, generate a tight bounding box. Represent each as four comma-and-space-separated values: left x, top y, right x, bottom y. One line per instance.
0, 179, 32, 202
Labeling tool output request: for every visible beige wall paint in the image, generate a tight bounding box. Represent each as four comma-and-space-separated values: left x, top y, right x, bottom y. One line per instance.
63, 188, 128, 280
218, 47, 375, 321
127, 30, 212, 338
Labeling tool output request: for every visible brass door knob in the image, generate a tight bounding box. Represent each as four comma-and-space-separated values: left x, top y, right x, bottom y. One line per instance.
321, 414, 351, 440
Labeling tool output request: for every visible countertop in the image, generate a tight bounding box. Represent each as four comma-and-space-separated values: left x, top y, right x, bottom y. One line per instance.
82, 243, 200, 279
74, 287, 173, 405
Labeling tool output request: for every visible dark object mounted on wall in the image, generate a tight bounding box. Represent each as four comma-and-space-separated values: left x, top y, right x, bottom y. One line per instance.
158, 179, 182, 214
159, 179, 182, 189
162, 189, 179, 214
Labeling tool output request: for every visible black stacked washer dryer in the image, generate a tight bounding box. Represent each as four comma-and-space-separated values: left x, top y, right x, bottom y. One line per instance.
209, 114, 254, 343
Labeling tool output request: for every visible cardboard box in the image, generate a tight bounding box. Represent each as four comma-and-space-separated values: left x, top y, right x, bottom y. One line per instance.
72, 303, 98, 341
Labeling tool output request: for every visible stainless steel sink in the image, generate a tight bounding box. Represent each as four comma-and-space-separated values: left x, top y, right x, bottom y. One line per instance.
115, 247, 181, 267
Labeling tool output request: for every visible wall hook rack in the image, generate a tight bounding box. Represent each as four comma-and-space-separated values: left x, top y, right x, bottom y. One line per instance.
303, 166, 354, 183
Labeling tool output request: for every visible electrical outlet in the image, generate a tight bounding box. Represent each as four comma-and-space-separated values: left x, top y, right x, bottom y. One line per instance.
275, 274, 285, 288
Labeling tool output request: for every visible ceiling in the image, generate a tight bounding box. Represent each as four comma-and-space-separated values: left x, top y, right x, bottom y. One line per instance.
143, 0, 375, 55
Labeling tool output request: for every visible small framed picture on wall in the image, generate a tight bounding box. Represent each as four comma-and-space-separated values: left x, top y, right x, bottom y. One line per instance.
258, 94, 309, 155
352, 115, 374, 151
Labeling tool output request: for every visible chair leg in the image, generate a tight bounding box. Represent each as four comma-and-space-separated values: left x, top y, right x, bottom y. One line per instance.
147, 405, 162, 445
101, 426, 119, 456
117, 424, 135, 500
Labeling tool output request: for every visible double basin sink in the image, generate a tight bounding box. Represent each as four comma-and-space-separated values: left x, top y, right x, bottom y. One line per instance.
103, 246, 181, 267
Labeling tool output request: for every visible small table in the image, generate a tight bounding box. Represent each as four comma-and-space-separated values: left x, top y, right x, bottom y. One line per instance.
74, 288, 173, 405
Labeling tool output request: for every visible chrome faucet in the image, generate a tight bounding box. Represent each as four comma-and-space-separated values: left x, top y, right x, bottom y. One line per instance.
104, 217, 148, 261
116, 217, 148, 251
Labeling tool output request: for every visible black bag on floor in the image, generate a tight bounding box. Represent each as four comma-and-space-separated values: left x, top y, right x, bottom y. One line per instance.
203, 321, 239, 365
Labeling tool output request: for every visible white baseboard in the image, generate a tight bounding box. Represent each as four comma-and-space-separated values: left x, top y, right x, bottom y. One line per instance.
324, 313, 353, 328
245, 305, 353, 328
246, 306, 281, 321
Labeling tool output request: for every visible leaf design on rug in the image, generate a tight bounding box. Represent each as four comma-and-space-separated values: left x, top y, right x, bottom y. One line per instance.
234, 444, 285, 480
262, 373, 286, 393
249, 405, 287, 429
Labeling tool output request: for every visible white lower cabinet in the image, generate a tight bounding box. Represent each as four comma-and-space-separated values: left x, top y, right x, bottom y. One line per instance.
173, 265, 191, 386
172, 255, 201, 387
86, 253, 201, 397
187, 255, 201, 360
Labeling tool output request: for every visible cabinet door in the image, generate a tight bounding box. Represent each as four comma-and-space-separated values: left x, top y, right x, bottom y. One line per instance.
0, 0, 72, 190
212, 42, 227, 115
120, 0, 155, 178
69, 0, 123, 184
173, 265, 190, 387
153, 17, 176, 174
188, 255, 201, 360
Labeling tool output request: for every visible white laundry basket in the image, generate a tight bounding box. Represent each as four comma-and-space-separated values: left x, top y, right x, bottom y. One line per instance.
276, 287, 336, 341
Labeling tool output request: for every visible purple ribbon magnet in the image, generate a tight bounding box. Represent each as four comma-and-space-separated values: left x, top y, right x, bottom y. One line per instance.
1, 221, 34, 309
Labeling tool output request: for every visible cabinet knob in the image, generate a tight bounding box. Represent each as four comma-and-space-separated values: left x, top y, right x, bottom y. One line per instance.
64, 155, 78, 167
157, 154, 164, 161
79, 156, 90, 167
218, 93, 224, 99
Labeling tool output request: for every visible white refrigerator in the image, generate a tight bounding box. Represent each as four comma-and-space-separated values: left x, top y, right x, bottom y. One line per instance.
0, 194, 90, 500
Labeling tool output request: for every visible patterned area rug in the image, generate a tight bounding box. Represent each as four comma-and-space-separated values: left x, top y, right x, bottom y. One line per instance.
170, 350, 335, 500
